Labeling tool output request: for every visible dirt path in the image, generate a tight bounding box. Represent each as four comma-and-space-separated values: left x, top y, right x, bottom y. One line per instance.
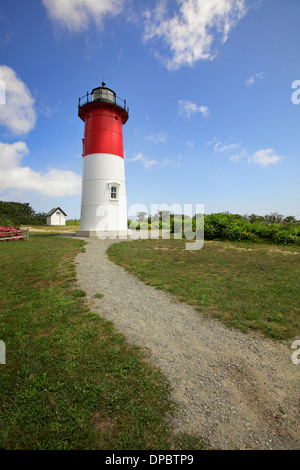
75, 238, 300, 450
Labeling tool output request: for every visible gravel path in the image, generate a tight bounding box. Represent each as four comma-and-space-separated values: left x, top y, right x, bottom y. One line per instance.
74, 237, 300, 450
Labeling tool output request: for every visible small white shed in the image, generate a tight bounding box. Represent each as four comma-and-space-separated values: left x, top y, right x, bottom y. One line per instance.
46, 206, 67, 226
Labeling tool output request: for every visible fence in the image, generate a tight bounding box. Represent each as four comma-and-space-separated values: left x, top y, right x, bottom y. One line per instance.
78, 91, 129, 114
0, 228, 29, 241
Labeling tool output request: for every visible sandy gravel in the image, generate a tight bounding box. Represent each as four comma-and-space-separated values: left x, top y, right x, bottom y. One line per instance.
74, 237, 300, 450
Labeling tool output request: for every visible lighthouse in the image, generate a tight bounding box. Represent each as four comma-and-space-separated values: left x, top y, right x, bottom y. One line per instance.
75, 82, 129, 238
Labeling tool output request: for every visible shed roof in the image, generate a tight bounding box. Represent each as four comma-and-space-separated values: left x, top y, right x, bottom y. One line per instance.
46, 206, 67, 217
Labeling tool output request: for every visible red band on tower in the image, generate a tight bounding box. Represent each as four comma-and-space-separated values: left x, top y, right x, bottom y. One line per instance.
78, 92, 128, 158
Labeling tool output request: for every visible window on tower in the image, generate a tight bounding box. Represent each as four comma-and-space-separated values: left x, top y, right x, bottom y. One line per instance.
108, 182, 120, 201
111, 186, 117, 199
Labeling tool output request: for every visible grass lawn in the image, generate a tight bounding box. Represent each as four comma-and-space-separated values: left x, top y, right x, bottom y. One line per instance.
0, 233, 206, 450
20, 225, 79, 232
107, 238, 300, 341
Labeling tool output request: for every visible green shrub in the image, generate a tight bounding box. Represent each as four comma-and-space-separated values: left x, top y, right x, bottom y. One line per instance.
170, 217, 183, 234
66, 219, 80, 226
240, 231, 258, 242
201, 212, 299, 245
250, 222, 270, 239
128, 220, 139, 230
151, 221, 160, 230
272, 231, 300, 245
136, 211, 299, 245
0, 217, 14, 227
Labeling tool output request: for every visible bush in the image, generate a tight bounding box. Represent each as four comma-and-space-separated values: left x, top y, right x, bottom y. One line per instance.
170, 217, 184, 234
272, 230, 300, 246
0, 201, 46, 226
240, 231, 258, 242
128, 220, 140, 230
151, 221, 160, 230
0, 226, 23, 241
204, 222, 218, 240
250, 222, 271, 239
139, 222, 149, 230
0, 217, 14, 227
203, 213, 247, 240
66, 219, 80, 226
132, 211, 299, 245
201, 212, 299, 245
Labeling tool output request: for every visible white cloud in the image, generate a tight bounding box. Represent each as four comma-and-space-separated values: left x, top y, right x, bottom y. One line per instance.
245, 72, 264, 86
179, 99, 210, 118
126, 152, 158, 169
214, 141, 240, 152
248, 148, 284, 167
160, 157, 180, 168
206, 137, 218, 146
229, 149, 247, 161
0, 141, 29, 169
42, 0, 124, 31
213, 140, 247, 161
0, 66, 36, 135
0, 141, 81, 198
126, 152, 180, 169
38, 103, 58, 118
210, 138, 285, 167
143, 0, 248, 70
145, 132, 167, 143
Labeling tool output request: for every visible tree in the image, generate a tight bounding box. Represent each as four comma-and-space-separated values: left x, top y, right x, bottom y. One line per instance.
136, 211, 148, 222
0, 201, 46, 225
264, 212, 284, 225
282, 215, 297, 224
246, 213, 265, 224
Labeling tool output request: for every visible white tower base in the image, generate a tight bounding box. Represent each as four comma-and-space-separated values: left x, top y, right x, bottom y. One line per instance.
76, 153, 128, 238
75, 229, 131, 239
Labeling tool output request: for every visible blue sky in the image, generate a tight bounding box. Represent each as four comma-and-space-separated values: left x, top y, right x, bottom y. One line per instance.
0, 0, 299, 219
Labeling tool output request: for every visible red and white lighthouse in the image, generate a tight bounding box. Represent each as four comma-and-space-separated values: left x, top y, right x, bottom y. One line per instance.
76, 82, 129, 238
